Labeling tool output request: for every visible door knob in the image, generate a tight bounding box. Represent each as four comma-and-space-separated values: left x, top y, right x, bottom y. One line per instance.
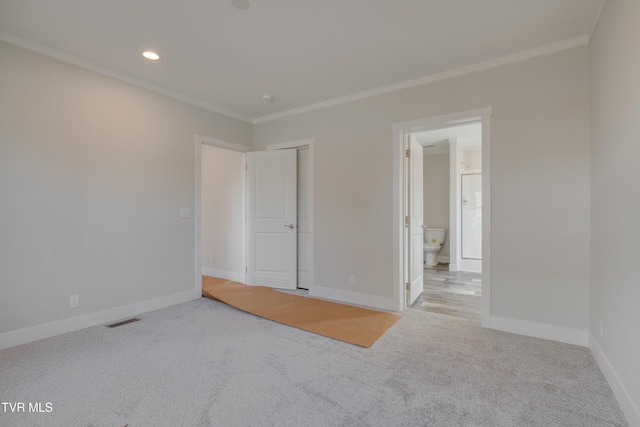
284, 224, 296, 229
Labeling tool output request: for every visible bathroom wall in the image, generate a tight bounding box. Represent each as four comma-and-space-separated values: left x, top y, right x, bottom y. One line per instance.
462, 149, 482, 171
201, 145, 245, 282
423, 153, 450, 260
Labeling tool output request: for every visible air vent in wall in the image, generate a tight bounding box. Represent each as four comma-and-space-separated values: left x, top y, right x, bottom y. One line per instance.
106, 318, 141, 328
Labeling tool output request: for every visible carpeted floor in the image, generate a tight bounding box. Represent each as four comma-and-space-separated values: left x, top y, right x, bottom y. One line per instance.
0, 297, 628, 427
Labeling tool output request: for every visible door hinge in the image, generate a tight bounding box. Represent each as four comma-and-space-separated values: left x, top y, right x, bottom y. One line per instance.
246, 267, 248, 273
405, 215, 410, 227
405, 282, 411, 291
405, 149, 411, 158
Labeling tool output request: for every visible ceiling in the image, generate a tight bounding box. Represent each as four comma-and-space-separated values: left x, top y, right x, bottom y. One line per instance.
0, 0, 605, 123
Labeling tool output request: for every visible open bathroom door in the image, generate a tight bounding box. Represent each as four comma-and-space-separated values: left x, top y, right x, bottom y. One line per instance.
406, 136, 424, 307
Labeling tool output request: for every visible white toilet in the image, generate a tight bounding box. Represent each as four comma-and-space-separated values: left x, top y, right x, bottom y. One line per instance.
424, 228, 446, 267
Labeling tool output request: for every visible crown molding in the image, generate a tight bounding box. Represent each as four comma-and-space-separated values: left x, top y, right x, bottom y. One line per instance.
1, 30, 590, 126
587, 0, 607, 42
253, 35, 589, 124
0, 31, 253, 123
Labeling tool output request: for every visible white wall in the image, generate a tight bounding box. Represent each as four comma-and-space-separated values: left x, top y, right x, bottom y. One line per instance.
0, 40, 253, 344
201, 145, 244, 282
590, 0, 640, 424
463, 149, 482, 171
423, 153, 450, 259
254, 46, 591, 335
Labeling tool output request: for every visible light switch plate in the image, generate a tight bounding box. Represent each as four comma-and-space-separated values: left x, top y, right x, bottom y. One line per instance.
180, 207, 191, 218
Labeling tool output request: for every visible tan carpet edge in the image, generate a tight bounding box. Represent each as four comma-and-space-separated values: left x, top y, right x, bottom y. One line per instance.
202, 276, 400, 348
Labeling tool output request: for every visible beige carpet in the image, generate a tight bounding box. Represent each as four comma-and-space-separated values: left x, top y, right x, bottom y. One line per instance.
202, 276, 400, 348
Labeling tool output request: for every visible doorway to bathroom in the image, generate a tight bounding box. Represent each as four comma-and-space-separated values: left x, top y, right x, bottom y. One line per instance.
415, 123, 483, 274
412, 122, 483, 321
392, 107, 491, 326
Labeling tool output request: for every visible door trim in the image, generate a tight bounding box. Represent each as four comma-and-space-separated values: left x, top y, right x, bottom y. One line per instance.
194, 134, 250, 294
406, 135, 424, 306
391, 107, 492, 327
266, 138, 315, 292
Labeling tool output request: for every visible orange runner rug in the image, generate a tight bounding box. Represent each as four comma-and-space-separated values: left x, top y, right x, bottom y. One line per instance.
202, 276, 400, 348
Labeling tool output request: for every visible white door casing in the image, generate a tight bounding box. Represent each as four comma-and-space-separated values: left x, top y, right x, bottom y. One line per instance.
449, 137, 461, 273
246, 149, 297, 290
296, 148, 311, 289
407, 135, 424, 306
392, 106, 491, 323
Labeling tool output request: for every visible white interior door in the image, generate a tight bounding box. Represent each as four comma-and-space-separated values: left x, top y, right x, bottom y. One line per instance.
407, 136, 424, 306
246, 150, 297, 289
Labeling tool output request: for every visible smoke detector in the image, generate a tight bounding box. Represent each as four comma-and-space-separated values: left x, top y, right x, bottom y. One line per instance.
261, 92, 274, 102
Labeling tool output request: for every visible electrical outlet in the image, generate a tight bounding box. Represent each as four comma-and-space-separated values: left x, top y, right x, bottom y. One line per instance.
209, 256, 214, 264
599, 320, 604, 339
70, 294, 79, 308
349, 274, 356, 285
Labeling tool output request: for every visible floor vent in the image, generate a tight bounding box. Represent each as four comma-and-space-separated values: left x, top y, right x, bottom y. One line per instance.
106, 318, 140, 328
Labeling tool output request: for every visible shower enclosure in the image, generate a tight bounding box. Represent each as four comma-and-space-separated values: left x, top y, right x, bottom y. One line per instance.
460, 173, 482, 270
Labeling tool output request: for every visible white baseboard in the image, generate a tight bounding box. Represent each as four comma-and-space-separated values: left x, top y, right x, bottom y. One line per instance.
458, 258, 482, 273
489, 316, 588, 346
448, 263, 458, 272
310, 286, 397, 312
437, 256, 450, 263
589, 333, 640, 427
202, 267, 244, 284
0, 289, 200, 350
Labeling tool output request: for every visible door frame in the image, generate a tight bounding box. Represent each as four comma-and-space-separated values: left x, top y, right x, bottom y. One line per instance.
194, 135, 315, 292
266, 138, 315, 292
194, 134, 250, 292
391, 107, 492, 327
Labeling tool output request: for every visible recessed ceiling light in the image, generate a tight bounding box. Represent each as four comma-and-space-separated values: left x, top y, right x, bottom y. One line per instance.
261, 92, 273, 102
231, 0, 250, 10
142, 51, 160, 61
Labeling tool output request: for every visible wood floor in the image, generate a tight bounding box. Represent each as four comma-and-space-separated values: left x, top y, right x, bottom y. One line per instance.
410, 265, 482, 322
